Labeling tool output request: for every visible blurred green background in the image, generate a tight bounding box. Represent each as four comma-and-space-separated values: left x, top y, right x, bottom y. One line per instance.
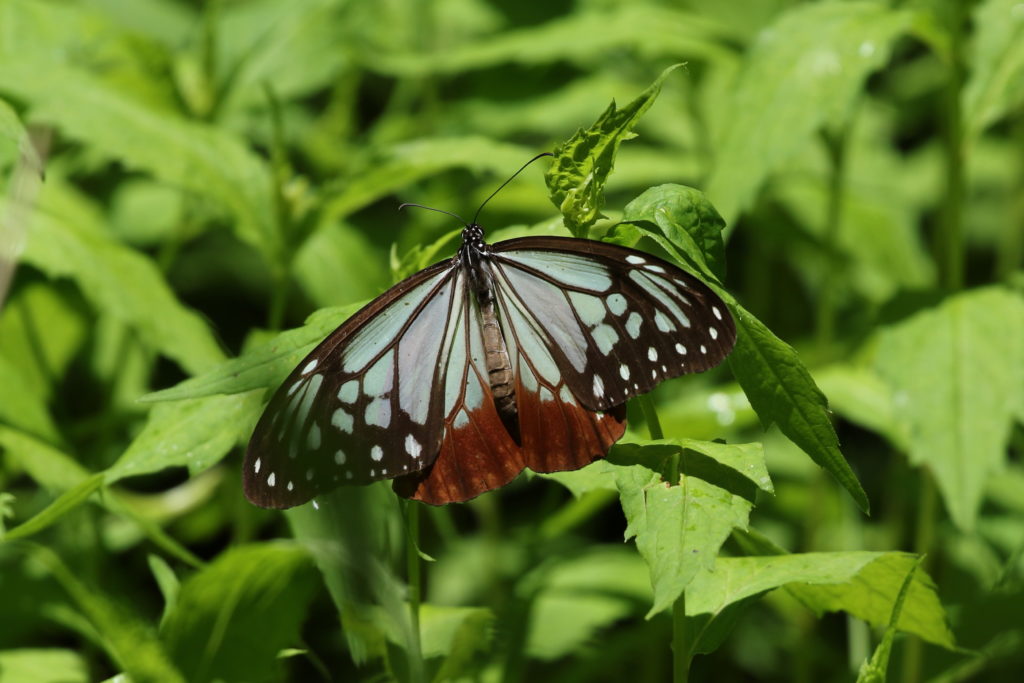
1, 0, 1022, 681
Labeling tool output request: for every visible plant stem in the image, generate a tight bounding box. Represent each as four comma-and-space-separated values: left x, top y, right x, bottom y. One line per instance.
638, 393, 664, 440
938, 2, 966, 293
405, 501, 424, 683
638, 395, 694, 680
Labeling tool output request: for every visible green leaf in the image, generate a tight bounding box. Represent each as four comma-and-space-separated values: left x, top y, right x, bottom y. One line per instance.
0, 62, 279, 263
26, 544, 186, 683
526, 546, 651, 659
371, 6, 734, 75
546, 64, 682, 238
0, 648, 89, 683
727, 304, 870, 513
875, 287, 1024, 530
106, 391, 264, 483
0, 353, 60, 443
814, 364, 909, 451
706, 2, 913, 223
140, 304, 360, 402
855, 558, 924, 683
161, 543, 317, 683
147, 554, 181, 630
22, 183, 225, 376
0, 426, 91, 492
419, 604, 494, 678
3, 474, 104, 541
589, 439, 772, 616
620, 184, 728, 281
322, 137, 536, 223
685, 552, 954, 650
963, 0, 1024, 137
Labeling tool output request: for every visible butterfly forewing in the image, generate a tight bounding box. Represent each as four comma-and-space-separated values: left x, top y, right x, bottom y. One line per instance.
490, 237, 735, 411
244, 262, 461, 508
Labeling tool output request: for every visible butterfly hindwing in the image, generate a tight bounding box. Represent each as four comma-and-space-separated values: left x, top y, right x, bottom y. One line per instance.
244, 262, 461, 508
491, 237, 735, 412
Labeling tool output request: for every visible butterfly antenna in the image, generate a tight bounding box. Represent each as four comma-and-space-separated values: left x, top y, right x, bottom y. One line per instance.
471, 151, 554, 226
398, 203, 468, 226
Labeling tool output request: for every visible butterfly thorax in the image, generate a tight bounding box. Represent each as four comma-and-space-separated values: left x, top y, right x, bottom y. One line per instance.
459, 224, 520, 441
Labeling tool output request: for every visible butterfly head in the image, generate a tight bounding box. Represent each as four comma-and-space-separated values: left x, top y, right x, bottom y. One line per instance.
462, 223, 486, 248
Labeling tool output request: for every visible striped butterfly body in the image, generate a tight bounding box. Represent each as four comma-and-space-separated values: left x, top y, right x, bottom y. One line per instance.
244, 225, 736, 508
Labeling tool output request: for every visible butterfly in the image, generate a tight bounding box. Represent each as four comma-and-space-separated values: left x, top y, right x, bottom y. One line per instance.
244, 155, 736, 508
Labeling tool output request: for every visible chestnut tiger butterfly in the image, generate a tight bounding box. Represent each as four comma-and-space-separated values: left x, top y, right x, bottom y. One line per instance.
244, 153, 736, 507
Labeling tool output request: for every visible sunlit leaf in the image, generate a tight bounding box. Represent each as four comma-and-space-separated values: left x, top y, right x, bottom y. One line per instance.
706, 2, 913, 223
875, 287, 1024, 530
728, 304, 870, 512
161, 543, 317, 683
963, 0, 1024, 137
0, 648, 89, 683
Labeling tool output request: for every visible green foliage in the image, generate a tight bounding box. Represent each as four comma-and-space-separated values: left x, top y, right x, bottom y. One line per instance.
1, 0, 1021, 681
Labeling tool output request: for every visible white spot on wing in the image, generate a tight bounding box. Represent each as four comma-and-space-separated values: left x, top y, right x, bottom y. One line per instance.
626, 312, 642, 339
254, 458, 261, 474
268, 472, 276, 487
654, 311, 675, 332
700, 345, 707, 354
626, 255, 646, 265
607, 293, 628, 316
287, 481, 294, 491
643, 264, 666, 274
371, 445, 383, 462
405, 434, 422, 458
712, 306, 723, 321
335, 450, 346, 465
710, 327, 719, 340
338, 380, 359, 403
676, 343, 687, 355
647, 347, 658, 361
593, 375, 605, 397
365, 398, 392, 428
301, 359, 318, 375
331, 408, 354, 433
592, 323, 619, 355
619, 364, 630, 380
308, 424, 321, 449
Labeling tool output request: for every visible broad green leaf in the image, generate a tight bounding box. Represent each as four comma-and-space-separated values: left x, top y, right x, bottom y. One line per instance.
0, 427, 90, 492
322, 137, 536, 223
22, 183, 224, 376
728, 304, 870, 513
686, 552, 954, 649
620, 184, 728, 280
419, 604, 494, 677
0, 97, 25, 167
216, 0, 351, 109
0, 283, 87, 401
161, 543, 317, 683
26, 544, 185, 683
0, 427, 203, 567
371, 6, 734, 75
292, 222, 387, 308
0, 353, 60, 443
775, 174, 935, 303
706, 2, 913, 224
3, 474, 104, 541
963, 0, 1024, 137
856, 558, 924, 682
0, 648, 89, 683
586, 439, 773, 616
141, 304, 360, 402
526, 546, 651, 659
106, 391, 264, 483
546, 65, 682, 237
875, 287, 1024, 530
285, 486, 408, 663
814, 364, 909, 451
0, 62, 280, 264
